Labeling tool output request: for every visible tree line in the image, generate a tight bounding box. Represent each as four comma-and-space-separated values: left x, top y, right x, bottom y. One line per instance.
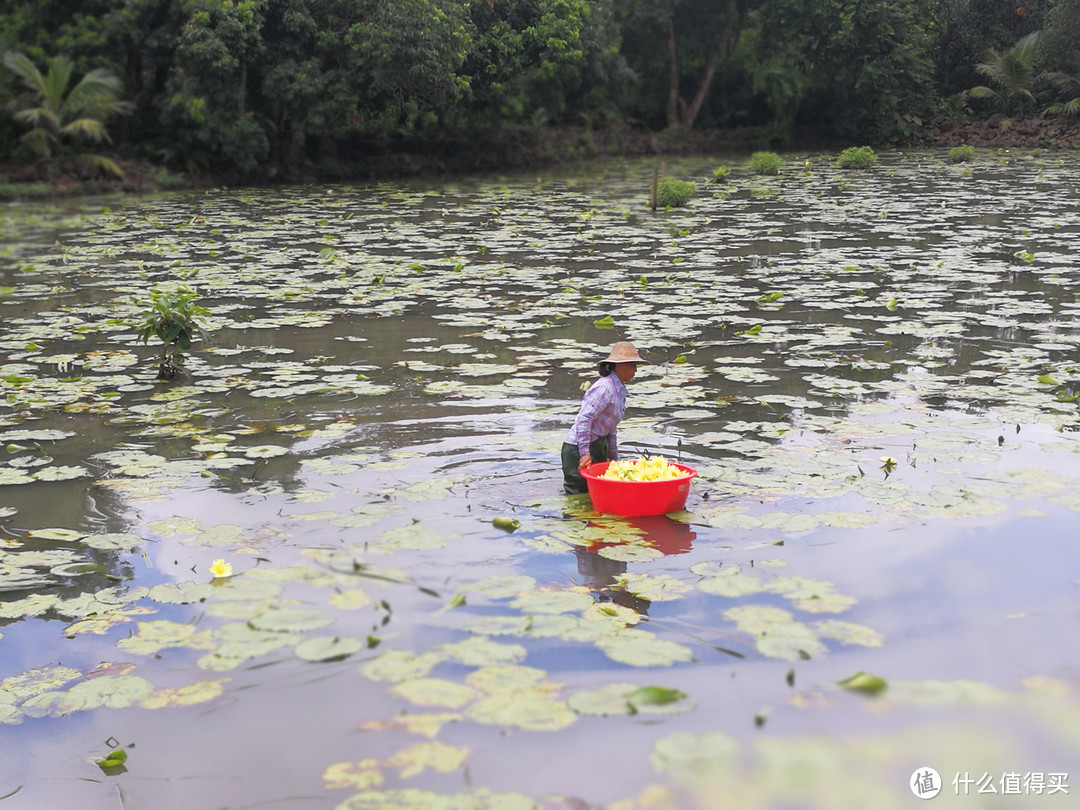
1, 0, 1078, 181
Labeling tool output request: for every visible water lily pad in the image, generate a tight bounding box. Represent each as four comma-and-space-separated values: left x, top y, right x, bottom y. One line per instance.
27, 528, 84, 542
385, 740, 469, 778
147, 581, 216, 605
82, 533, 144, 551
596, 543, 663, 562
463, 665, 552, 695
723, 604, 827, 661
329, 588, 372, 610
465, 692, 577, 731
362, 650, 446, 683
459, 574, 537, 599
509, 589, 594, 615
597, 630, 694, 667
569, 682, 690, 716
614, 572, 693, 602
650, 731, 738, 782
116, 620, 216, 656
1, 666, 82, 700
435, 637, 527, 667
250, 607, 334, 633
140, 678, 229, 709
391, 678, 479, 709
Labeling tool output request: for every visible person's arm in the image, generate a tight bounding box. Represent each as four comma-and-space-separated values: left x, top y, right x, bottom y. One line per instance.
572, 381, 613, 459
608, 429, 619, 461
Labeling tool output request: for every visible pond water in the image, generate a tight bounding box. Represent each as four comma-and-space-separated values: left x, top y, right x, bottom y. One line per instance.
2, 150, 1079, 809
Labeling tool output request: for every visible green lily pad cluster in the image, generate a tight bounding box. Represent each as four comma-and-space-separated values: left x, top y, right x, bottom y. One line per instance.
2, 151, 1080, 807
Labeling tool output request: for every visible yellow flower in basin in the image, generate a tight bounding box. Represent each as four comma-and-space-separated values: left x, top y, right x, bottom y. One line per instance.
600, 456, 685, 482
209, 558, 233, 579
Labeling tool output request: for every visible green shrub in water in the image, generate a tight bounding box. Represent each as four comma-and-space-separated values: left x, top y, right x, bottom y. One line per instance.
947, 145, 975, 163
837, 146, 877, 169
710, 165, 730, 183
749, 151, 782, 175
136, 285, 210, 380
656, 176, 695, 207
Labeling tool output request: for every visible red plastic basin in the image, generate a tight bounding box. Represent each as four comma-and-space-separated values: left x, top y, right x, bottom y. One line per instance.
582, 461, 697, 516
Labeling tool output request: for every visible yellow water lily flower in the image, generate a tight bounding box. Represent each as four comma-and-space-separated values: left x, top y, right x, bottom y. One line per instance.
879, 456, 897, 475
209, 558, 233, 579
600, 456, 686, 482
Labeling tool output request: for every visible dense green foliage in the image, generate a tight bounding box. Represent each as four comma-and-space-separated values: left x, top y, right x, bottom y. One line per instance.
947, 144, 976, 161
710, 164, 730, 182
136, 285, 209, 379
748, 150, 781, 175
655, 175, 694, 207
3, 50, 130, 176
837, 147, 878, 169
1, 0, 1078, 178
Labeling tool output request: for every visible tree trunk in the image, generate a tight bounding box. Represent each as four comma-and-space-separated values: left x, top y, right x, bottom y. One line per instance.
665, 18, 680, 131
681, 51, 719, 132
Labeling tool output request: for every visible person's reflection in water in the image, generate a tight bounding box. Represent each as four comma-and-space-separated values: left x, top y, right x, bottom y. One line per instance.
573, 516, 696, 616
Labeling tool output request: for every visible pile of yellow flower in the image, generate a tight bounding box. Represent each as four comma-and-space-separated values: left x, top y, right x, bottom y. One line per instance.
599, 456, 686, 482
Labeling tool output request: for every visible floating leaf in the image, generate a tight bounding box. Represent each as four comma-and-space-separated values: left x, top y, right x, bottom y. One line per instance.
509, 589, 594, 615
837, 671, 888, 696
723, 605, 827, 661
614, 572, 693, 602
140, 679, 228, 709
250, 607, 334, 633
464, 665, 552, 695
362, 650, 445, 683
385, 740, 469, 778
458, 574, 536, 600
82, 533, 144, 551
466, 692, 577, 731
147, 581, 216, 605
435, 637, 527, 667
96, 748, 127, 771
323, 759, 383, 791
391, 678, 479, 709
597, 630, 694, 667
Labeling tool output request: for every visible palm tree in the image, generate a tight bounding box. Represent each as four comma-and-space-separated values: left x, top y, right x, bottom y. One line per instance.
968, 31, 1041, 119
2, 52, 132, 178
1043, 51, 1080, 117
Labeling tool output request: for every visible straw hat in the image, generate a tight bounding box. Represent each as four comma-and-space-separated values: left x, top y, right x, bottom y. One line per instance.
600, 341, 647, 365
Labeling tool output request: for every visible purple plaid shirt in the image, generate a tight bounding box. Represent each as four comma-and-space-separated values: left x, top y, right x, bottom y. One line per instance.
564, 373, 627, 458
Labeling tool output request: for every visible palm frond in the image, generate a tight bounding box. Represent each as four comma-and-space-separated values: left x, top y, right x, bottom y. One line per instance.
13, 107, 61, 132
967, 86, 999, 101
2, 52, 48, 97
19, 127, 58, 158
76, 154, 125, 179
1045, 98, 1080, 117
41, 56, 75, 112
62, 117, 112, 144
62, 69, 127, 118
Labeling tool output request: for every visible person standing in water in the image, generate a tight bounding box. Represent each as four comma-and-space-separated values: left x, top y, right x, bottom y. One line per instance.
561, 341, 646, 494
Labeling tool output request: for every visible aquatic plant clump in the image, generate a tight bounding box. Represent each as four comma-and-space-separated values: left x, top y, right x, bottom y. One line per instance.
655, 176, 695, 207
135, 284, 209, 381
749, 151, 782, 175
600, 456, 686, 482
948, 144, 976, 162
836, 146, 877, 169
